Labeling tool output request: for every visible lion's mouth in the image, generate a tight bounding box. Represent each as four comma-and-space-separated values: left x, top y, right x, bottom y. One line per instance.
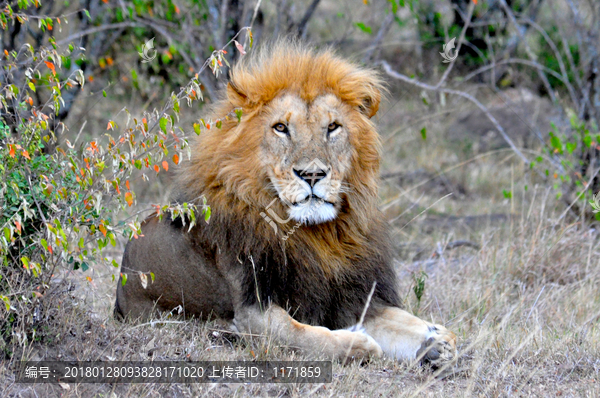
287, 197, 338, 224
292, 194, 334, 207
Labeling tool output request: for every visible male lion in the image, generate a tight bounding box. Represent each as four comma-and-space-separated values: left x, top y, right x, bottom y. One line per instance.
115, 40, 456, 367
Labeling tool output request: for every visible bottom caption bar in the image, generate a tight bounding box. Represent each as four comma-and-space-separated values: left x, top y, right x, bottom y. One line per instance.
16, 361, 332, 384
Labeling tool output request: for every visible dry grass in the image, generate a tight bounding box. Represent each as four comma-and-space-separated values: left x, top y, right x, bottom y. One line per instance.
3, 85, 600, 398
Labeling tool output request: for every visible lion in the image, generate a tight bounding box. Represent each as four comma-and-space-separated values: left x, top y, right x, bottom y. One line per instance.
115, 39, 457, 367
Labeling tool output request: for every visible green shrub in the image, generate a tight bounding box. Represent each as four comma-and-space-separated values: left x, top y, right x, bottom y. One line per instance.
0, 2, 242, 357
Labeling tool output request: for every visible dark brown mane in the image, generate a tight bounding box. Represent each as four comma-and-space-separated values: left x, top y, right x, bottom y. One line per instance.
174, 40, 400, 328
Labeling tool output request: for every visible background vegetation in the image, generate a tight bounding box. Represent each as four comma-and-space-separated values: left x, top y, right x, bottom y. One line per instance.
1, 0, 600, 396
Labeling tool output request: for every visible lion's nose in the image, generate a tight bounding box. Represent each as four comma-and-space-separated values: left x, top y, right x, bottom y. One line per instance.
293, 168, 328, 188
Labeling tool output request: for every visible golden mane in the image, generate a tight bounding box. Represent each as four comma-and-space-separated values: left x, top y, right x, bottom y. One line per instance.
176, 40, 389, 275
117, 42, 457, 360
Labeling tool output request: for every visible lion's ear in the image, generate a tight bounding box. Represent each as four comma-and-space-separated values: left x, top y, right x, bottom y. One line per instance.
358, 82, 382, 119
227, 80, 247, 105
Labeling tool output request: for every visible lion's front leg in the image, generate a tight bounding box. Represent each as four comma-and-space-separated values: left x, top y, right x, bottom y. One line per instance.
363, 307, 457, 368
233, 305, 382, 363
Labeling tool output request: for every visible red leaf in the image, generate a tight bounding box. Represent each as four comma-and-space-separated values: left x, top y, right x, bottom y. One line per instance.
162, 161, 169, 171
173, 154, 179, 164
154, 164, 159, 173
44, 61, 56, 76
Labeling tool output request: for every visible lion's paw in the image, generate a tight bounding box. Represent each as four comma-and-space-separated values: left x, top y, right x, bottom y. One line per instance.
416, 326, 457, 369
330, 329, 383, 364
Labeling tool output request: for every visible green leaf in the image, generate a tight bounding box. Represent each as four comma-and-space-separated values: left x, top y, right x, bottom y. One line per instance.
355, 22, 372, 34
549, 132, 563, 153
235, 109, 243, 122
112, 260, 119, 268
102, 90, 107, 97
204, 206, 211, 223
150, 272, 155, 283
216, 120, 222, 129
84, 10, 91, 21
193, 123, 201, 135
159, 117, 168, 134
503, 189, 512, 199
1, 295, 10, 312
28, 82, 36, 92
121, 273, 128, 286
420, 127, 427, 140
78, 238, 84, 249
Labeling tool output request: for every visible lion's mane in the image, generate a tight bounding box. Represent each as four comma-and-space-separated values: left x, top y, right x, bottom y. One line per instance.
175, 40, 400, 329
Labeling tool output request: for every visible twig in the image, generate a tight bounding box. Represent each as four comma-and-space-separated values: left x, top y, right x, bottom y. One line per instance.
362, 7, 395, 64
296, 0, 321, 38
445, 240, 481, 251
463, 58, 573, 86
244, 0, 262, 48
557, 167, 600, 221
434, 2, 475, 90
525, 285, 545, 323
342, 281, 377, 364
379, 60, 530, 165
396, 193, 453, 233
54, 22, 141, 48
499, 0, 557, 103
130, 320, 187, 329
356, 282, 377, 329
519, 17, 579, 107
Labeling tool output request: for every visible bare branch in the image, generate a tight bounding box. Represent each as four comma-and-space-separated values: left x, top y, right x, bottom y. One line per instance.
379, 61, 530, 166
362, 7, 395, 64
54, 22, 141, 48
499, 0, 557, 103
296, 0, 321, 38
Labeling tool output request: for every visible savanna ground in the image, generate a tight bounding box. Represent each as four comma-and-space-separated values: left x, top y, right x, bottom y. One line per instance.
2, 0, 600, 397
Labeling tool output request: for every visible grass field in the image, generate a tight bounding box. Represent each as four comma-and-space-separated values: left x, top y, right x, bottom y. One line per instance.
3, 84, 600, 397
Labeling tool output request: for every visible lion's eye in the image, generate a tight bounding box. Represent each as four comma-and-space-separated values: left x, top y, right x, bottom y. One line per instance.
272, 123, 289, 135
327, 122, 340, 134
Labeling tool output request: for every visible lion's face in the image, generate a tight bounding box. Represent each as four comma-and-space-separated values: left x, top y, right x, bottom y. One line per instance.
259, 93, 355, 224
180, 42, 384, 231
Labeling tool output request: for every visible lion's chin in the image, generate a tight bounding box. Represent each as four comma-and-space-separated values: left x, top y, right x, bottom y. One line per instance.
288, 200, 337, 225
